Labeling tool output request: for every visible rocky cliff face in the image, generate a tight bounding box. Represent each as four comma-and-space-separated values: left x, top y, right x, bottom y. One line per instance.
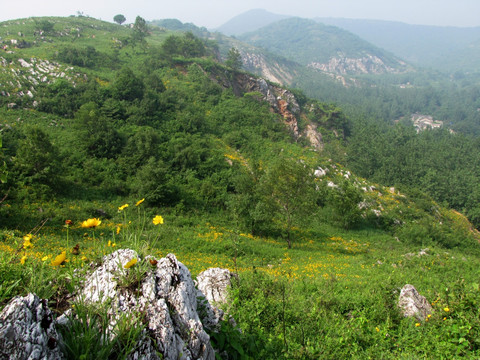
241, 52, 296, 85
231, 73, 325, 150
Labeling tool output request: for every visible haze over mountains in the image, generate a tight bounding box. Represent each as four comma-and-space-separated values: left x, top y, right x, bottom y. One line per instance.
217, 9, 480, 72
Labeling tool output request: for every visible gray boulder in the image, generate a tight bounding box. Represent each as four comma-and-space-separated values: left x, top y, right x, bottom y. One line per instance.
196, 268, 235, 331
398, 284, 432, 321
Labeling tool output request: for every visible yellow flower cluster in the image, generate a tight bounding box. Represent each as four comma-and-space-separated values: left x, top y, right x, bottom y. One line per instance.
23, 234, 33, 249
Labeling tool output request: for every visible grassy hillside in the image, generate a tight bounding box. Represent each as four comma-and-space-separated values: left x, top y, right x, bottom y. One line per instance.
1, 15, 480, 359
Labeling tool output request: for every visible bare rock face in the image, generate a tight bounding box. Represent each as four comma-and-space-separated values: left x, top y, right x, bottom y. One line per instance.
398, 284, 432, 321
0, 293, 64, 360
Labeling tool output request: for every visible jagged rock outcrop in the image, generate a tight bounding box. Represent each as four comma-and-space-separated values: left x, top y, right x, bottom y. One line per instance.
0, 293, 63, 360
398, 284, 432, 321
0, 250, 233, 360
233, 74, 300, 138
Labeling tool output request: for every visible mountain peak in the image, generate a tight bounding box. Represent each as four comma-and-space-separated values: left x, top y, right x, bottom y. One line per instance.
215, 9, 291, 36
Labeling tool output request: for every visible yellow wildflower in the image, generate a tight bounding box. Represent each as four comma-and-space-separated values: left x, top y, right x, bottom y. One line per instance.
81, 218, 101, 228
116, 225, 121, 234
51, 251, 66, 266
118, 204, 129, 211
153, 215, 164, 225
81, 256, 88, 261
41, 256, 49, 262
135, 198, 145, 206
415, 323, 421, 327
124, 258, 137, 269
20, 255, 27, 265
375, 327, 380, 332
444, 307, 450, 312
108, 240, 112, 247
23, 237, 33, 249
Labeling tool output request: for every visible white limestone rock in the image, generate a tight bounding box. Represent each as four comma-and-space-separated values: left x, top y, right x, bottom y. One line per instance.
0, 293, 64, 360
398, 284, 432, 321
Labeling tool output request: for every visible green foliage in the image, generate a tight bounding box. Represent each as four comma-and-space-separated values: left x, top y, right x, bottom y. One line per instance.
74, 102, 124, 159
112, 67, 145, 101
13, 127, 61, 192
113, 14, 126, 25
58, 301, 144, 359
0, 135, 7, 184
255, 155, 317, 247
35, 19, 54, 33
225, 47, 242, 70
209, 319, 258, 359
160, 32, 206, 58
131, 16, 149, 46
327, 179, 363, 229
57, 46, 99, 68
37, 79, 84, 117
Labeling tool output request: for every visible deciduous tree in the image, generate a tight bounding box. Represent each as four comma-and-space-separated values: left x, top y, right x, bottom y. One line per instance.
113, 14, 126, 25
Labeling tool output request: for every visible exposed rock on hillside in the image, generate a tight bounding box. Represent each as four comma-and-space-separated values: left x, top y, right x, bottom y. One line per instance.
309, 54, 408, 75
0, 250, 234, 360
233, 74, 300, 138
230, 73, 326, 149
196, 268, 235, 331
241, 52, 296, 85
411, 114, 443, 132
0, 56, 84, 107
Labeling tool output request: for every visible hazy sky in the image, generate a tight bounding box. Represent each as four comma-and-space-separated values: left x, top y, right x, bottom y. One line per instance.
1, 0, 479, 28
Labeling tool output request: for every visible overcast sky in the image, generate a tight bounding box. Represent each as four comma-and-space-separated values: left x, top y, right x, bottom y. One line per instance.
1, 0, 479, 28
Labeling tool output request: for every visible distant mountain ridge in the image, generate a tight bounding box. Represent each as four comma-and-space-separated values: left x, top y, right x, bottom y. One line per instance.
217, 9, 480, 72
238, 17, 410, 75
214, 9, 291, 36
315, 17, 480, 71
